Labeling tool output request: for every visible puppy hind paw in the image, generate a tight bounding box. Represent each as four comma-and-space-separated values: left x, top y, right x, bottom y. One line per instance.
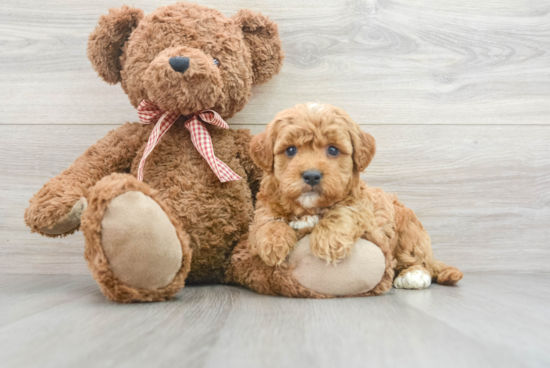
393, 270, 431, 290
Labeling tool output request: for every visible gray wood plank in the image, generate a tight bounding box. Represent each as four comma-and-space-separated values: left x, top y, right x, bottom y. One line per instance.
0, 274, 97, 328
393, 273, 550, 367
2, 0, 550, 125
0, 273, 546, 368
1, 124, 549, 274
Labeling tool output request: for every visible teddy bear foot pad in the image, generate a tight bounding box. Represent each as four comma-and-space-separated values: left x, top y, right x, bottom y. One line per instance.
81, 173, 192, 302
101, 191, 182, 289
289, 235, 387, 296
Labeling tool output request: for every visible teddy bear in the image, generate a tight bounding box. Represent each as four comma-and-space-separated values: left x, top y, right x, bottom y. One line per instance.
24, 2, 284, 302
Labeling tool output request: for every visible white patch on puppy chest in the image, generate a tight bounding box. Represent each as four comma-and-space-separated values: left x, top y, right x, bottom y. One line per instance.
289, 215, 319, 230
393, 270, 431, 290
297, 193, 319, 209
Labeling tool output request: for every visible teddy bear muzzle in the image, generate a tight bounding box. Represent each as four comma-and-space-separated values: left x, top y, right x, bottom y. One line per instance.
142, 46, 224, 116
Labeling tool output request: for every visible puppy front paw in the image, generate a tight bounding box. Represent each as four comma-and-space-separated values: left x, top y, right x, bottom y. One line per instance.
251, 222, 296, 266
257, 241, 291, 266
309, 224, 355, 264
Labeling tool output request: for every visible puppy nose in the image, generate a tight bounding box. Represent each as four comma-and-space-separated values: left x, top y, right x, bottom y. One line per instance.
169, 56, 190, 73
302, 170, 322, 186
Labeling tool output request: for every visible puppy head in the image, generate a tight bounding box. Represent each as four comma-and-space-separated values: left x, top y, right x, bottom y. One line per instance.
250, 103, 376, 210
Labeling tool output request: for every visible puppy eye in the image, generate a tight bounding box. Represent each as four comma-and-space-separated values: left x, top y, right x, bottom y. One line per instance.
327, 146, 340, 156
213, 58, 220, 67
285, 146, 297, 157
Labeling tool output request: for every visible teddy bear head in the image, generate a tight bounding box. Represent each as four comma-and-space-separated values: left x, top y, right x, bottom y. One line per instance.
87, 2, 284, 119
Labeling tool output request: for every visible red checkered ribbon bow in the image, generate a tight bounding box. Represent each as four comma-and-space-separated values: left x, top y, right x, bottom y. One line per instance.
136, 100, 241, 183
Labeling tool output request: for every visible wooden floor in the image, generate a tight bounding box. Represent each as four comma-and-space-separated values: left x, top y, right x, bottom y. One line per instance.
0, 273, 548, 368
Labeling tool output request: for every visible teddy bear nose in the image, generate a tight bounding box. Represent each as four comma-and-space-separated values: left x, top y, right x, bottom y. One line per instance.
169, 56, 190, 73
302, 170, 322, 186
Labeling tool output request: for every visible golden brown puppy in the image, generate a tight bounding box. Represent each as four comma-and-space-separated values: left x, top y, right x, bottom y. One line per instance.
249, 103, 463, 289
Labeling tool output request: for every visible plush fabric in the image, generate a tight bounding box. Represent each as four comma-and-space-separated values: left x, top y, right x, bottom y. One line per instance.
24, 2, 283, 302
87, 5, 144, 84
40, 198, 87, 235
101, 191, 183, 290
289, 235, 386, 296
227, 230, 394, 299
81, 173, 192, 303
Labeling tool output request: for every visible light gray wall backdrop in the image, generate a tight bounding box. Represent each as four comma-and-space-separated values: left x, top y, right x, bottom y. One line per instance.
1, 0, 549, 274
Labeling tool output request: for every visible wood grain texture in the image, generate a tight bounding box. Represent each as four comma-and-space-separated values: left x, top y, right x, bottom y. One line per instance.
0, 1, 549, 273
1, 124, 549, 274
1, 0, 550, 125
0, 273, 548, 368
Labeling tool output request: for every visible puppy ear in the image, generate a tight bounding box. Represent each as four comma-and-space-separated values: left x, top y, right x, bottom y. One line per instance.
250, 131, 274, 172
352, 129, 376, 172
87, 6, 144, 84
232, 9, 284, 85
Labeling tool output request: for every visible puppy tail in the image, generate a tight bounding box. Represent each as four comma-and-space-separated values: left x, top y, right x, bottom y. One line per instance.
429, 259, 463, 285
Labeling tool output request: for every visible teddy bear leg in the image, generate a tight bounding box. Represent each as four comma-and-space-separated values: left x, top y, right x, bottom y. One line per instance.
228, 234, 394, 298
227, 234, 323, 298
81, 173, 192, 303
288, 235, 390, 297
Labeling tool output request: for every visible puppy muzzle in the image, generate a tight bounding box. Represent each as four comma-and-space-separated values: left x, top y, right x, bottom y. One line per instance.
302, 170, 322, 186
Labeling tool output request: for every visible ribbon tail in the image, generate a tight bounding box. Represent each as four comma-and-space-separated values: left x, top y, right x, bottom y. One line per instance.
208, 157, 242, 183
186, 119, 241, 183
198, 110, 230, 130
136, 112, 177, 181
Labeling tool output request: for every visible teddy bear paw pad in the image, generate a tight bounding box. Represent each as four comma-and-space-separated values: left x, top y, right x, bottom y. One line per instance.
290, 235, 386, 296
101, 191, 183, 290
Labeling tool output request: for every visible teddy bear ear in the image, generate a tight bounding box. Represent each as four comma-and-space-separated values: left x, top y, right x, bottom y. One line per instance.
87, 6, 144, 85
232, 9, 284, 85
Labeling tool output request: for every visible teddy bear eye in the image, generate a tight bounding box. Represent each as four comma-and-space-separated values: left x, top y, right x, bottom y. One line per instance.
285, 146, 297, 157
213, 58, 220, 67
327, 146, 339, 156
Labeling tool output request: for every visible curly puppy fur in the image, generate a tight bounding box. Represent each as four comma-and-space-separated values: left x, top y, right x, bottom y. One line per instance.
24, 2, 283, 301
228, 104, 462, 297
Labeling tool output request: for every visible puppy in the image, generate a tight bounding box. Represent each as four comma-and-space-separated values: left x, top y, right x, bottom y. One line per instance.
248, 103, 463, 289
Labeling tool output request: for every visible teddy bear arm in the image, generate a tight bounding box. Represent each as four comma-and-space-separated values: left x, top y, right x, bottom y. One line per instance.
24, 123, 147, 237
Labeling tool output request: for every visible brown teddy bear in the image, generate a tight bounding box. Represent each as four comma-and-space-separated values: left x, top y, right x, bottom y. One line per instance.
24, 2, 284, 302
